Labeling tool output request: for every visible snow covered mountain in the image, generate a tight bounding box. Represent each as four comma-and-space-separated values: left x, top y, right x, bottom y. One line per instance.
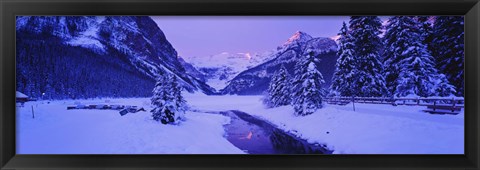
221, 31, 338, 95
180, 51, 275, 90
16, 16, 215, 99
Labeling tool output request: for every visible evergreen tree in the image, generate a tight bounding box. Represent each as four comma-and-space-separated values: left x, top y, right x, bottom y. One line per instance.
291, 49, 325, 116
416, 16, 435, 53
395, 46, 456, 97
170, 75, 187, 121
434, 74, 456, 97
390, 17, 455, 97
151, 73, 187, 124
383, 16, 419, 96
330, 22, 356, 97
349, 16, 387, 97
264, 65, 291, 108
151, 74, 172, 124
432, 16, 464, 96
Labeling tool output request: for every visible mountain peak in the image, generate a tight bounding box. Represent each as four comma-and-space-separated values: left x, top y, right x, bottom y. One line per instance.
283, 31, 313, 47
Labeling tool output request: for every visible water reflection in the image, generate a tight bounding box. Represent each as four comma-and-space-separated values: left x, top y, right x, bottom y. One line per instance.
239, 131, 253, 140
222, 110, 332, 154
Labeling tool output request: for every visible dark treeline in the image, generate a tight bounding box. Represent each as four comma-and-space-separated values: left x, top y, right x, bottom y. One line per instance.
330, 16, 464, 98
16, 34, 155, 100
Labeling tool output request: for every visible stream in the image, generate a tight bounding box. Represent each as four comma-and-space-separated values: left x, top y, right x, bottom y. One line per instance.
221, 110, 332, 154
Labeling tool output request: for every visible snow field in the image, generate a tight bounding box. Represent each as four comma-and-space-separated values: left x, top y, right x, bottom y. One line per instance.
17, 94, 464, 154
186, 94, 464, 154
17, 98, 244, 154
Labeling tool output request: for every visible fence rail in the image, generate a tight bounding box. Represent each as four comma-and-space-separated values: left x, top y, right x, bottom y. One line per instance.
325, 97, 464, 108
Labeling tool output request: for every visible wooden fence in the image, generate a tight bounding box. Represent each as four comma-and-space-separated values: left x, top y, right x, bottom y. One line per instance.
325, 97, 464, 108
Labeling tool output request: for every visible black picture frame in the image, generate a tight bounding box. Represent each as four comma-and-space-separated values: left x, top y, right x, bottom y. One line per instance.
1, 0, 479, 169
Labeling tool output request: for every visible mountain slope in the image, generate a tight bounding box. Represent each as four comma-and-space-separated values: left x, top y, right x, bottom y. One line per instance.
180, 51, 275, 90
16, 16, 214, 99
221, 31, 338, 95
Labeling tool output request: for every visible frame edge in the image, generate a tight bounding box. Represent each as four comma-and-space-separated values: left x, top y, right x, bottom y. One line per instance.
1, 0, 480, 169
465, 1, 480, 169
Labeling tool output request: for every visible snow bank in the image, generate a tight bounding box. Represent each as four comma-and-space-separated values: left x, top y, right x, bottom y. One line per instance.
17, 98, 244, 154
16, 91, 28, 98
18, 94, 464, 154
185, 94, 464, 154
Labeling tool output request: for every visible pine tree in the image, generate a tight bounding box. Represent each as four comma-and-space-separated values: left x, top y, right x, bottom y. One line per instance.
151, 74, 172, 124
170, 75, 187, 121
391, 17, 456, 97
349, 16, 387, 97
151, 73, 187, 124
264, 65, 291, 108
432, 16, 464, 96
291, 49, 325, 116
330, 22, 356, 97
416, 16, 435, 53
434, 74, 456, 97
383, 16, 419, 96
395, 45, 455, 97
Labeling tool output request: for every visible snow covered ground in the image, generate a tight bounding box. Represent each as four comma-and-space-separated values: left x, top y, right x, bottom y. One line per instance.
17, 97, 244, 154
186, 94, 464, 154
17, 94, 464, 154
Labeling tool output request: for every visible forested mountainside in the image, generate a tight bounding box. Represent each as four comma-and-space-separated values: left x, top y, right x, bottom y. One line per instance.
221, 31, 338, 95
16, 16, 214, 99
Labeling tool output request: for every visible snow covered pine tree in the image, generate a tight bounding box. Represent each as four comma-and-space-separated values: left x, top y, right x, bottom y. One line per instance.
383, 16, 455, 97
383, 16, 409, 97
170, 75, 187, 121
264, 65, 291, 108
349, 16, 387, 97
432, 16, 464, 96
291, 49, 325, 116
151, 74, 187, 125
330, 22, 356, 97
416, 16, 435, 54
151, 75, 170, 124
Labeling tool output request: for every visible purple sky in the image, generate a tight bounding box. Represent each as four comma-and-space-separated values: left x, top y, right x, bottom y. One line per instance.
152, 16, 378, 57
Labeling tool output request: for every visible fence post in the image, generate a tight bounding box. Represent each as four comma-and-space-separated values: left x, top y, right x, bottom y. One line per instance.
31, 105, 35, 119
352, 96, 356, 112
433, 101, 436, 111
452, 98, 456, 112
417, 97, 420, 105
